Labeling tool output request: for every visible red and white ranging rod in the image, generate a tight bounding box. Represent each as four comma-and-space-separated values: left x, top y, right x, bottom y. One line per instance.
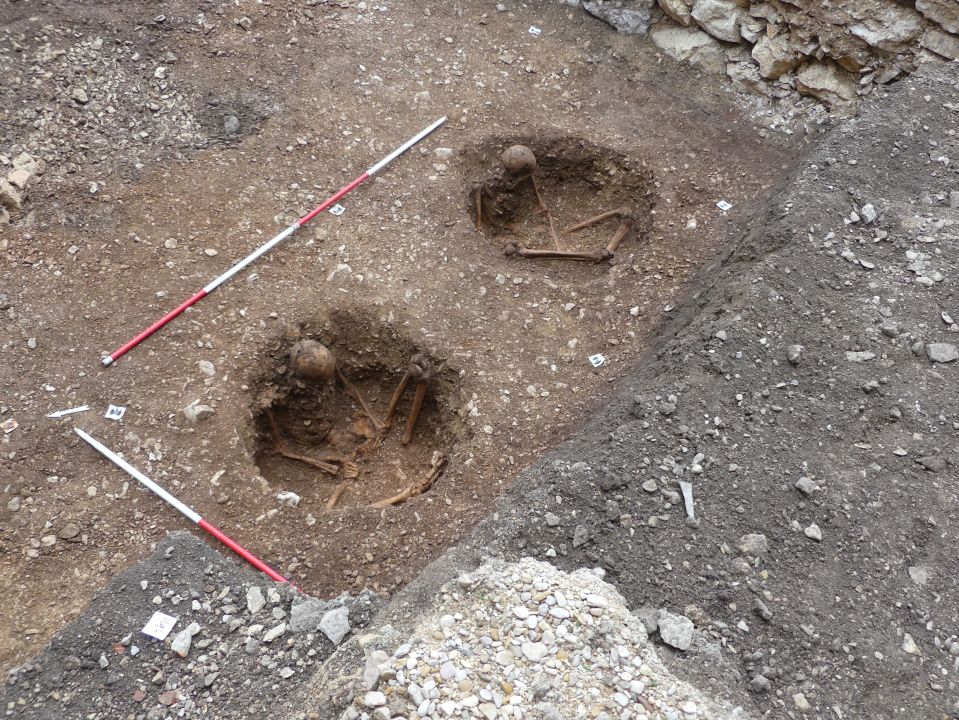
74, 428, 289, 584
101, 116, 448, 367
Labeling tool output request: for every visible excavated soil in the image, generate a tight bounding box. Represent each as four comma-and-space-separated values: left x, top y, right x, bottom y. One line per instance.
0, 0, 797, 678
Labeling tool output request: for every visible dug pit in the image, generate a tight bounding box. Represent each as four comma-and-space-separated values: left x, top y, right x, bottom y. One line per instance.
250, 314, 465, 515
467, 136, 656, 263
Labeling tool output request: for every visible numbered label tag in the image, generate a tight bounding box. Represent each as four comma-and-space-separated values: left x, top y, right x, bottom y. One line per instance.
716, 200, 733, 212
588, 354, 606, 368
529, 26, 542, 37
142, 611, 178, 641
329, 204, 346, 216
105, 405, 127, 421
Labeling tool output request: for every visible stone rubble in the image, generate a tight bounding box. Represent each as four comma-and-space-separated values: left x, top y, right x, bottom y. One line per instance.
575, 0, 959, 114
337, 558, 746, 720
3, 533, 377, 720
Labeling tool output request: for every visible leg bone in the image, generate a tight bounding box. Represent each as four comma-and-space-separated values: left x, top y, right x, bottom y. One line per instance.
370, 452, 447, 508
401, 380, 428, 445
528, 175, 561, 250
564, 206, 632, 234
505, 242, 611, 263
265, 409, 342, 475
335, 366, 383, 432
606, 221, 633, 254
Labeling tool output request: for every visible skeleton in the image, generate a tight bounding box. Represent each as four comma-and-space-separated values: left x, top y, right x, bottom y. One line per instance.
262, 344, 449, 512
472, 146, 637, 262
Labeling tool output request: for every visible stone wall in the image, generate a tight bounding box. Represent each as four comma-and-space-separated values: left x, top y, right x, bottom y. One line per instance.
578, 0, 959, 113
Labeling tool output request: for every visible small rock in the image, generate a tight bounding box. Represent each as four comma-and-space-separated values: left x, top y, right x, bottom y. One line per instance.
804, 523, 823, 542
793, 693, 811, 710
319, 606, 350, 644
290, 597, 326, 632
794, 477, 818, 495
158, 690, 178, 706
521, 642, 548, 662
246, 586, 265, 614
632, 605, 659, 635
544, 512, 560, 527
657, 609, 694, 651
690, 0, 745, 42
796, 62, 858, 108
925, 343, 958, 363
58, 523, 80, 540
749, 674, 771, 693
235, 16, 253, 30
786, 344, 803, 365
738, 533, 769, 555
845, 351, 876, 362
224, 115, 241, 134
198, 360, 216, 377
363, 691, 387, 708
880, 322, 900, 338
650, 25, 725, 74
917, 455, 947, 473
7, 168, 31, 190
181, 403, 215, 423
572, 525, 589, 548
585, 593, 609, 609
263, 622, 286, 643
908, 566, 932, 585
860, 204, 877, 224
0, 179, 22, 211
276, 490, 301, 507
170, 625, 197, 658
902, 633, 920, 655
7, 496, 21, 512
70, 87, 89, 104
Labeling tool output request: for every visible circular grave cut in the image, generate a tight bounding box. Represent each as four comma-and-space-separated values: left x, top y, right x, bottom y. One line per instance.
250, 313, 464, 514
467, 136, 656, 261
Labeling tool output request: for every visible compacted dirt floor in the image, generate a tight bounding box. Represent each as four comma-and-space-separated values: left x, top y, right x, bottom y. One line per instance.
0, 0, 799, 677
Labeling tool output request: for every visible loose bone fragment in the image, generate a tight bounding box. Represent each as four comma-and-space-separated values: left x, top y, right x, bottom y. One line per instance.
370, 452, 447, 508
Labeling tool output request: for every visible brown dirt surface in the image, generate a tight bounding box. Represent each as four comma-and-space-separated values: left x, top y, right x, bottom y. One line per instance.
0, 0, 798, 679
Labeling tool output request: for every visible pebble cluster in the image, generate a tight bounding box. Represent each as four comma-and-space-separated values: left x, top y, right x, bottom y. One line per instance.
340, 559, 742, 720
